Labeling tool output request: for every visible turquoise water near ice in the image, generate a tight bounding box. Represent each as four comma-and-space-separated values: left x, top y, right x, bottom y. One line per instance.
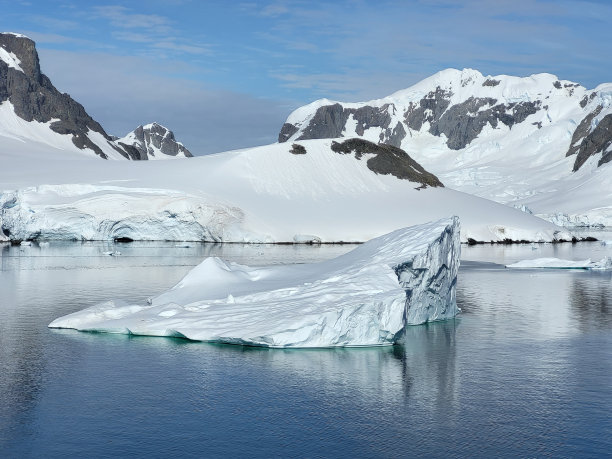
1, 241, 611, 457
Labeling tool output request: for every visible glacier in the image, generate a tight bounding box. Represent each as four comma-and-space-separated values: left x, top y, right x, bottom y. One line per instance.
48, 217, 461, 348
0, 140, 574, 244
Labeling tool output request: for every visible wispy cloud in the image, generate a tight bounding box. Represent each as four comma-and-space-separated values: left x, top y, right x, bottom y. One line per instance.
92, 5, 172, 32
91, 4, 214, 56
28, 15, 80, 30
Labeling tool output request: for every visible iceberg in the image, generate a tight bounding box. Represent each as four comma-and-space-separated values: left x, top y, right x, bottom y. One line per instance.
506, 256, 612, 270
49, 217, 461, 348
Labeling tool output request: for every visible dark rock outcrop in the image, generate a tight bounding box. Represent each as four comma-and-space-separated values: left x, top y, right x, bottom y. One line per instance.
404, 87, 452, 132
289, 143, 306, 154
281, 103, 406, 148
0, 33, 128, 159
566, 105, 603, 159
297, 103, 348, 140
279, 85, 541, 152
571, 114, 612, 171
431, 98, 540, 150
482, 79, 500, 87
330, 138, 443, 188
278, 123, 299, 143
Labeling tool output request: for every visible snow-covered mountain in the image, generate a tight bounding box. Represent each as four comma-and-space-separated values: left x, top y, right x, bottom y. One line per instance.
0, 138, 574, 244
0, 32, 191, 160
116, 123, 192, 160
279, 68, 612, 227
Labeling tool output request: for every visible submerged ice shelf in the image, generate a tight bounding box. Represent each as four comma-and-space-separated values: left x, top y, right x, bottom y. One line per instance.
49, 217, 461, 348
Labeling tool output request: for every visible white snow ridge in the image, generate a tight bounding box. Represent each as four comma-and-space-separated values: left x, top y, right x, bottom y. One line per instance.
49, 217, 461, 348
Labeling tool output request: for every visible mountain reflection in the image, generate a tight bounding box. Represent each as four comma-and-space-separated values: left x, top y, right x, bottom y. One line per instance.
569, 272, 612, 331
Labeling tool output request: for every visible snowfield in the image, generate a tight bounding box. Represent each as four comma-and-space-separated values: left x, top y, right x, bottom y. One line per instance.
49, 217, 461, 347
0, 139, 573, 243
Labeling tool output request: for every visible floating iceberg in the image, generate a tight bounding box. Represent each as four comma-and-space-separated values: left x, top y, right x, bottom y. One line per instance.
49, 217, 461, 348
506, 256, 612, 270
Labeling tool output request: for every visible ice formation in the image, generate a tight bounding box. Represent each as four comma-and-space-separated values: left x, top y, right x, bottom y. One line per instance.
49, 217, 461, 348
506, 256, 612, 269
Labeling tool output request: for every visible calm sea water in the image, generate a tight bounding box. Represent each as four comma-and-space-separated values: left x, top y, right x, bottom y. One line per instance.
1, 240, 611, 458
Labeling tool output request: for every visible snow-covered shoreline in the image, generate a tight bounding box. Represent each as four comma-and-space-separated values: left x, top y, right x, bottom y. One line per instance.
0, 140, 578, 244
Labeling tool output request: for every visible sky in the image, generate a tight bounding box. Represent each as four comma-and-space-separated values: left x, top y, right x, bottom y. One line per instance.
1, 0, 612, 155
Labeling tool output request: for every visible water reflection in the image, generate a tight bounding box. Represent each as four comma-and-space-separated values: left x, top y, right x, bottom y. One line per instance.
1, 241, 611, 457
569, 271, 612, 331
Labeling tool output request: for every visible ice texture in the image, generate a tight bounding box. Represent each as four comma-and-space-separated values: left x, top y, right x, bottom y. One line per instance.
506, 256, 612, 269
49, 217, 461, 348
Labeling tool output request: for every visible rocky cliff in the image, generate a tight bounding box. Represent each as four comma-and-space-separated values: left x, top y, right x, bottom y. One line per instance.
0, 32, 191, 160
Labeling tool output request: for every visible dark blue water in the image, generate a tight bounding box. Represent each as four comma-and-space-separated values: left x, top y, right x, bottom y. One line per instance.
1, 241, 611, 458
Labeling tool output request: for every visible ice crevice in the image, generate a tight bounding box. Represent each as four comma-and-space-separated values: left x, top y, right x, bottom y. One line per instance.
49, 217, 461, 348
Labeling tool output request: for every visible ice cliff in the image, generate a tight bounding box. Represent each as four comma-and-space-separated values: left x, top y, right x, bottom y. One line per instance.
49, 217, 461, 348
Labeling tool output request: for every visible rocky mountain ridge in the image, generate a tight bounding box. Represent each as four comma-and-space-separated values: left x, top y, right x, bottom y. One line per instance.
278, 69, 612, 226
280, 68, 612, 172
0, 32, 191, 160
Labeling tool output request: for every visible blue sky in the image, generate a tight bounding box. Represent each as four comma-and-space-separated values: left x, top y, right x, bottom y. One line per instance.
1, 0, 611, 154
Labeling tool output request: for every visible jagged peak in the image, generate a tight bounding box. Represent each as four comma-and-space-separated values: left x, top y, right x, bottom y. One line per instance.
142, 121, 168, 131
118, 122, 192, 159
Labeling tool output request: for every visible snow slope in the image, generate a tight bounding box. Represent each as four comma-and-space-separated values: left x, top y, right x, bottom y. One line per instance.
48, 217, 461, 347
0, 101, 127, 160
0, 139, 572, 243
279, 68, 612, 227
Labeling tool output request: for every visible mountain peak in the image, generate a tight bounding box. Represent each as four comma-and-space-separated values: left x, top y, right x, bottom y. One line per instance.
0, 32, 41, 80
118, 123, 193, 160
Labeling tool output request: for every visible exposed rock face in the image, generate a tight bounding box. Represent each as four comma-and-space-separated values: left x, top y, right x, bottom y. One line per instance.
278, 123, 299, 143
282, 88, 542, 152
0, 33, 128, 159
297, 103, 348, 140
571, 114, 612, 171
118, 123, 192, 160
329, 138, 443, 188
292, 103, 404, 147
431, 98, 540, 150
277, 68, 612, 172
404, 87, 452, 132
